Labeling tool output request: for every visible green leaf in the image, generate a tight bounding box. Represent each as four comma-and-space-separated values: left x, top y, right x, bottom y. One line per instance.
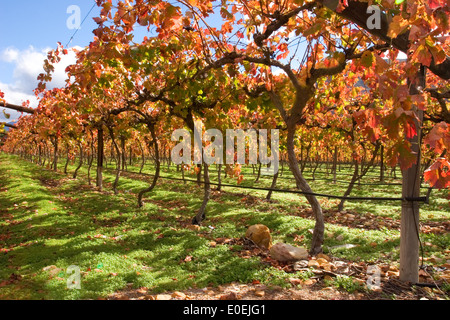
360, 51, 374, 68
303, 22, 322, 37
2, 109, 10, 119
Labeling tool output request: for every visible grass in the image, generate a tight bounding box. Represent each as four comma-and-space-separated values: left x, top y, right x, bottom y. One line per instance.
0, 153, 448, 299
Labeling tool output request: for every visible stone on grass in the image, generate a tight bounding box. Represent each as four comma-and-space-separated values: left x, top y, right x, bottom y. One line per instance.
245, 224, 272, 249
270, 242, 308, 262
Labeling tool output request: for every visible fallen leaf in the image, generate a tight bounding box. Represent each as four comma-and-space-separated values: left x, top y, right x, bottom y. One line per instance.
308, 260, 320, 268
187, 225, 201, 231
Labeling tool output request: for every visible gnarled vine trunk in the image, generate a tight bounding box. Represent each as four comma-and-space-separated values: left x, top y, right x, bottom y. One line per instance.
73, 141, 83, 179
138, 125, 160, 207
96, 126, 104, 191
192, 163, 211, 225
286, 123, 324, 255
107, 127, 121, 195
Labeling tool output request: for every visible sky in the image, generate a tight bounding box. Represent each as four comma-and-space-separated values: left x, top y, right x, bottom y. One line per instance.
0, 1, 103, 120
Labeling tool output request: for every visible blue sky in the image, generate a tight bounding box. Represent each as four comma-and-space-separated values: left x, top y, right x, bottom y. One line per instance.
0, 1, 102, 119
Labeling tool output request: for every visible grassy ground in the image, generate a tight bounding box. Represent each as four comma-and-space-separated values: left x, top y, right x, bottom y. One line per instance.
0, 153, 448, 300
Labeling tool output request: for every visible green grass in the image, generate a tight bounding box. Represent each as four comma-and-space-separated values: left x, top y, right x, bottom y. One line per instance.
0, 153, 448, 299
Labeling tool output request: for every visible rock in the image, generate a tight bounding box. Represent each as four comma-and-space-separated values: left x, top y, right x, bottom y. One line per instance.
302, 279, 316, 286
289, 278, 302, 285
172, 291, 186, 299
254, 290, 265, 297
245, 224, 272, 249
293, 260, 309, 270
219, 291, 241, 300
270, 243, 308, 262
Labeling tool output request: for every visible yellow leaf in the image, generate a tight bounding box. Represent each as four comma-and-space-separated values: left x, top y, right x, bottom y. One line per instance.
388, 16, 409, 38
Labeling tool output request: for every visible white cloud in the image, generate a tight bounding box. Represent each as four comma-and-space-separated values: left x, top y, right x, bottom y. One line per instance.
0, 46, 80, 121
2, 47, 19, 63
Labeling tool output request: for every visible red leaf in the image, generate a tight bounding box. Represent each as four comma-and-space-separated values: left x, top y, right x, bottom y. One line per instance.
424, 158, 450, 189
424, 122, 450, 154
336, 0, 348, 13
386, 142, 418, 171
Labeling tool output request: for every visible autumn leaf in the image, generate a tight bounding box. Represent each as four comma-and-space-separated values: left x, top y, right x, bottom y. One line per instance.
303, 21, 323, 37
336, 0, 349, 13
374, 53, 389, 74
388, 16, 409, 38
386, 141, 418, 170
360, 51, 374, 68
424, 122, 450, 154
411, 44, 433, 67
424, 158, 450, 189
427, 0, 445, 9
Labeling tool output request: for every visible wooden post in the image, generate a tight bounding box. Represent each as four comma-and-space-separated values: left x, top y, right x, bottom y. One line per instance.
400, 66, 426, 283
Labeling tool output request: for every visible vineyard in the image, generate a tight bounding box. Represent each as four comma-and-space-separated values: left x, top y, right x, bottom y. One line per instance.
0, 0, 449, 301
